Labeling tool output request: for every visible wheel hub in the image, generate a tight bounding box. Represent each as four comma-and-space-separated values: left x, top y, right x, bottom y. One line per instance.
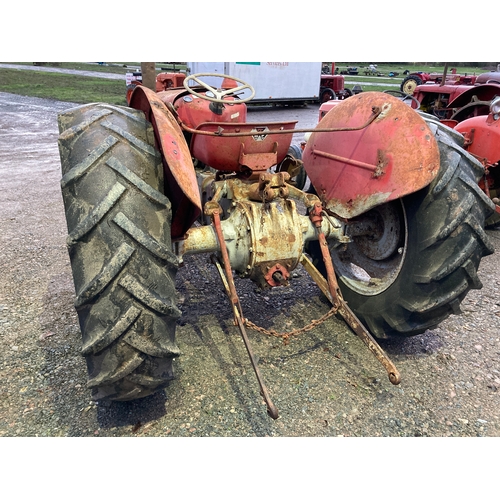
332, 201, 407, 296
351, 203, 401, 261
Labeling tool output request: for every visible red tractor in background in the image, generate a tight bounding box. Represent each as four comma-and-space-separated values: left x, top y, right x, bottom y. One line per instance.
319, 63, 356, 102
319, 73, 353, 102
454, 96, 500, 226
403, 69, 500, 226
126, 71, 186, 104
400, 67, 478, 95
57, 72, 494, 418
409, 71, 500, 120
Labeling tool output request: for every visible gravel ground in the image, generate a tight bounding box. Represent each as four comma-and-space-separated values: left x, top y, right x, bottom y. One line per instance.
1, 91, 500, 442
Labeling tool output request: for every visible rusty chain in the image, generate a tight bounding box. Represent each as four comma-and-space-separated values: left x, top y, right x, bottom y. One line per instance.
244, 305, 338, 345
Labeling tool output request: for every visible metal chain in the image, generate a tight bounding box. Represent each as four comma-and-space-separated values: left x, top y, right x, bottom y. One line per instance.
244, 306, 338, 345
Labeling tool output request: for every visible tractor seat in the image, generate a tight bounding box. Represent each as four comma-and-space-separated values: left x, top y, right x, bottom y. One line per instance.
190, 121, 297, 173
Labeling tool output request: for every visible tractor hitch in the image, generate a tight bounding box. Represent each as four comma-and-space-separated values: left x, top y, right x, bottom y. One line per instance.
300, 254, 401, 386
202, 194, 401, 420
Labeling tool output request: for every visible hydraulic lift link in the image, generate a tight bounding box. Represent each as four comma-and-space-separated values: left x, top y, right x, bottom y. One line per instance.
209, 209, 279, 420
300, 253, 401, 385
305, 205, 402, 385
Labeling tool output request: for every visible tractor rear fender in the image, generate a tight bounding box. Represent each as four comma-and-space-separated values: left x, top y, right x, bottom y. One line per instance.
129, 85, 202, 238
448, 83, 500, 110
302, 92, 441, 219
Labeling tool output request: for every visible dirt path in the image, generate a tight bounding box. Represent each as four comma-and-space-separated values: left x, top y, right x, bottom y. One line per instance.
1, 92, 499, 438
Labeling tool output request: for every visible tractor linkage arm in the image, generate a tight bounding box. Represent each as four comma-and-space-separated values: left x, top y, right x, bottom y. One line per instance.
177, 106, 383, 137
304, 204, 401, 386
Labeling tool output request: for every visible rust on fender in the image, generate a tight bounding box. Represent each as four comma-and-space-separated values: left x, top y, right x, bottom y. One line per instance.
303, 92, 440, 219
129, 86, 202, 238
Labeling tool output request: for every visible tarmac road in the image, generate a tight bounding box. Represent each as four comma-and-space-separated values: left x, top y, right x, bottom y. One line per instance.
0, 91, 499, 441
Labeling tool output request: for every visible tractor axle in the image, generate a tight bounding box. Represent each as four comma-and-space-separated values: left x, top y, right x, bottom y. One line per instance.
173, 174, 402, 418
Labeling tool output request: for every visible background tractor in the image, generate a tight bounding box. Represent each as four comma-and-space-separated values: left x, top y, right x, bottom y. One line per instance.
319, 63, 355, 102
409, 71, 500, 120
319, 73, 353, 102
57, 71, 494, 418
400, 67, 477, 95
403, 69, 500, 226
453, 96, 500, 227
126, 70, 186, 104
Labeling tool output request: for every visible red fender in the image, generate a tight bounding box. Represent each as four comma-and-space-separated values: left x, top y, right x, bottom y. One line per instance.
455, 113, 500, 165
129, 85, 201, 238
303, 92, 440, 219
455, 114, 500, 215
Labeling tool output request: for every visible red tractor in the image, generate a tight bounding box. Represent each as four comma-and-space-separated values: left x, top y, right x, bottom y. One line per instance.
319, 73, 354, 102
404, 72, 500, 226
126, 71, 186, 104
409, 71, 500, 120
400, 68, 477, 95
453, 96, 500, 226
57, 72, 494, 418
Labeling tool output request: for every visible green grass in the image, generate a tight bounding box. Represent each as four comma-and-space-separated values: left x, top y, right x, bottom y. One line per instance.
0, 62, 187, 104
16, 62, 137, 74
5, 62, 187, 74
0, 68, 128, 105
335, 62, 491, 75
0, 62, 496, 104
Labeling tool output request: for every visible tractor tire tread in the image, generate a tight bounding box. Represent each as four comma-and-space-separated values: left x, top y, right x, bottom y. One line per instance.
309, 114, 494, 338
374, 121, 493, 336
58, 103, 179, 401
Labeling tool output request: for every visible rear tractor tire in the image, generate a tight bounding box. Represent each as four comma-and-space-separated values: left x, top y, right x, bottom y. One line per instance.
308, 116, 494, 338
320, 87, 336, 103
276, 144, 308, 191
58, 103, 181, 402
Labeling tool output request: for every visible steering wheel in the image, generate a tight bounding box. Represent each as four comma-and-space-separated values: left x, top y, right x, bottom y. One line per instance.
383, 89, 421, 110
183, 72, 256, 104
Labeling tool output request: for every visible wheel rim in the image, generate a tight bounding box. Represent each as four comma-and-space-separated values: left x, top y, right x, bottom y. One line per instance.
402, 80, 417, 95
331, 201, 408, 296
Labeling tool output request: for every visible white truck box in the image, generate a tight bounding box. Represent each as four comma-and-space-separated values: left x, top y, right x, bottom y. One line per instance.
187, 62, 322, 103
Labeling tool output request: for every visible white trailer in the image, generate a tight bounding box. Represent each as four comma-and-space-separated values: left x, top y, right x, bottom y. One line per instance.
187, 62, 322, 104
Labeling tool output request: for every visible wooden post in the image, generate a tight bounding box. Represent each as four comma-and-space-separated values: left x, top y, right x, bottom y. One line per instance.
141, 62, 156, 91
440, 63, 449, 87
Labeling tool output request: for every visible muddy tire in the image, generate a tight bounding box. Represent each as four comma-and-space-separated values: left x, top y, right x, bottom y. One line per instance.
58, 103, 180, 401
308, 117, 495, 338
485, 211, 500, 228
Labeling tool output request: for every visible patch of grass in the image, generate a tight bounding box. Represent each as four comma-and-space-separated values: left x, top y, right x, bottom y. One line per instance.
7, 62, 136, 74
0, 62, 188, 104
6, 62, 188, 74
0, 68, 127, 105
336, 62, 492, 76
